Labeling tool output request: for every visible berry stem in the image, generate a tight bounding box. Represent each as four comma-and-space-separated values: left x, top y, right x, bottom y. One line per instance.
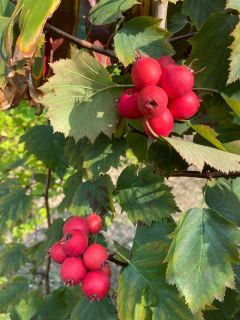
145, 117, 160, 140
105, 247, 131, 264
107, 255, 129, 268
192, 88, 218, 93
108, 239, 132, 258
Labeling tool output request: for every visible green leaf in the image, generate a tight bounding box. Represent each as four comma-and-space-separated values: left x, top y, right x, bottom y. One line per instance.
205, 180, 240, 226
223, 140, 240, 154
41, 47, 124, 143
226, 0, 240, 11
58, 173, 83, 213
203, 288, 238, 320
0, 314, 10, 320
114, 16, 175, 66
88, 0, 139, 25
221, 81, 240, 118
182, 0, 225, 29
168, 13, 189, 34
65, 137, 89, 171
83, 133, 127, 180
0, 185, 32, 237
126, 132, 147, 163
113, 165, 178, 226
0, 16, 10, 87
71, 297, 117, 320
0, 179, 20, 198
0, 1, 15, 17
163, 136, 240, 173
118, 242, 203, 320
34, 174, 55, 189
166, 208, 240, 312
186, 13, 238, 90
19, 125, 68, 179
228, 21, 240, 84
0, 243, 26, 276
0, 276, 28, 313
3, 158, 26, 173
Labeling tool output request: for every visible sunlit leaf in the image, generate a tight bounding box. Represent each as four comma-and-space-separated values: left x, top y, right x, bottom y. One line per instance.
0, 243, 26, 276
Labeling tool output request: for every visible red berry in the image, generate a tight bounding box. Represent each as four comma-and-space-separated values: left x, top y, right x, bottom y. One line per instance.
157, 56, 176, 69
100, 263, 111, 278
82, 270, 110, 301
117, 88, 142, 120
85, 213, 102, 234
60, 257, 87, 286
137, 86, 168, 118
131, 57, 162, 91
161, 65, 194, 99
63, 217, 89, 235
162, 64, 177, 75
142, 108, 174, 138
48, 241, 69, 264
169, 91, 200, 120
61, 229, 88, 256
83, 244, 108, 270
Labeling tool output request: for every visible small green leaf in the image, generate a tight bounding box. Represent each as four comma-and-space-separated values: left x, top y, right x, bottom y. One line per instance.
126, 132, 147, 163
0, 243, 26, 276
166, 208, 240, 312
88, 0, 139, 25
65, 137, 89, 171
221, 81, 240, 118
114, 16, 175, 66
168, 13, 189, 34
113, 165, 179, 225
228, 21, 240, 84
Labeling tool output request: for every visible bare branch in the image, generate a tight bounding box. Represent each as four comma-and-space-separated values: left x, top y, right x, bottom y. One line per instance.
108, 255, 129, 268
154, 170, 240, 180
155, 1, 168, 29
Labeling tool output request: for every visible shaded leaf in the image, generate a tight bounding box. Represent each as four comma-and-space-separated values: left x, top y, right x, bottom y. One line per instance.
34, 174, 55, 189
221, 81, 240, 118
168, 13, 189, 34
166, 208, 240, 312
3, 157, 26, 172
65, 136, 89, 171
0, 1, 15, 17
126, 132, 147, 163
223, 140, 240, 154
0, 179, 20, 198
228, 20, 240, 84
0, 243, 26, 276
0, 16, 10, 87
114, 16, 175, 66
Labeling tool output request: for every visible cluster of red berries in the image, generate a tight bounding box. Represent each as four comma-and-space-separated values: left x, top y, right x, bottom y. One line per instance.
48, 214, 111, 301
117, 53, 200, 138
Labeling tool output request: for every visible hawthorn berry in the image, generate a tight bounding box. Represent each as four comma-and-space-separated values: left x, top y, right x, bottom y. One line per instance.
83, 244, 108, 270
82, 270, 110, 301
48, 241, 69, 264
117, 88, 142, 120
157, 56, 176, 69
60, 257, 87, 286
85, 213, 102, 234
169, 91, 200, 120
63, 216, 89, 235
100, 263, 112, 278
61, 229, 88, 256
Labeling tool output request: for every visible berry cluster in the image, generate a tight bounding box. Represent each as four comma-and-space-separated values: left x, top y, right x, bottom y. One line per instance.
48, 214, 111, 301
117, 53, 200, 138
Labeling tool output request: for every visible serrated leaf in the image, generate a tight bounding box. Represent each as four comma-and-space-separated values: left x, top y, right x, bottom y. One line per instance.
65, 137, 89, 171
19, 125, 68, 179
182, 0, 225, 29
83, 133, 127, 180
228, 21, 240, 84
0, 179, 20, 198
0, 185, 32, 237
166, 208, 240, 312
205, 180, 240, 226
118, 242, 203, 320
114, 16, 175, 66
221, 81, 240, 118
41, 47, 124, 143
88, 0, 139, 25
0, 243, 26, 276
126, 132, 147, 163
168, 13, 189, 34
163, 136, 240, 173
226, 0, 240, 11
186, 13, 238, 90
223, 140, 240, 154
0, 276, 28, 313
113, 165, 178, 226
71, 297, 117, 320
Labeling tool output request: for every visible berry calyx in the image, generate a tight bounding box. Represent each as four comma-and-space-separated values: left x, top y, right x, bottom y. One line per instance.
117, 88, 142, 120
63, 216, 89, 235
100, 263, 111, 278
83, 244, 108, 270
85, 213, 102, 234
61, 229, 88, 256
137, 86, 168, 118
48, 241, 69, 264
142, 108, 174, 138
82, 270, 110, 301
60, 257, 87, 286
157, 56, 176, 69
131, 56, 162, 91
169, 91, 200, 120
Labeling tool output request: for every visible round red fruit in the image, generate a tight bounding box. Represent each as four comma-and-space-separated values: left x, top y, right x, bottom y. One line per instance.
82, 270, 110, 301
142, 108, 174, 138
83, 244, 108, 270
162, 64, 177, 75
137, 86, 168, 118
169, 91, 200, 120
60, 257, 87, 286
100, 263, 111, 278
63, 216, 89, 235
61, 229, 88, 256
48, 241, 69, 264
161, 65, 194, 99
86, 213, 102, 234
157, 56, 176, 69
131, 57, 162, 91
117, 88, 142, 120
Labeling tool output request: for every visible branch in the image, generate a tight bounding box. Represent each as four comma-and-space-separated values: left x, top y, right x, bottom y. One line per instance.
44, 168, 51, 295
128, 123, 148, 138
154, 170, 240, 180
108, 255, 129, 268
169, 32, 197, 43
155, 1, 168, 29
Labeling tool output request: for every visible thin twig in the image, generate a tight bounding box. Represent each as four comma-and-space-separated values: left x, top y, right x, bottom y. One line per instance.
154, 170, 240, 180
44, 168, 51, 295
169, 32, 197, 43
128, 123, 148, 138
29, 167, 38, 239
108, 255, 129, 268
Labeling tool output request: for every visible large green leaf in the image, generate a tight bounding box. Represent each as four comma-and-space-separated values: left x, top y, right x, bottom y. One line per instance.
0, 16, 10, 87
83, 133, 127, 180
186, 13, 238, 90
19, 125, 68, 179
163, 136, 240, 173
126, 132, 147, 163
88, 0, 139, 25
114, 16, 175, 66
41, 47, 124, 143
166, 208, 240, 312
65, 137, 89, 171
0, 185, 32, 237
168, 13, 189, 34
182, 0, 225, 29
113, 165, 178, 226
118, 242, 203, 320
228, 21, 240, 84
0, 1, 15, 17
71, 297, 117, 320
0, 243, 26, 276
